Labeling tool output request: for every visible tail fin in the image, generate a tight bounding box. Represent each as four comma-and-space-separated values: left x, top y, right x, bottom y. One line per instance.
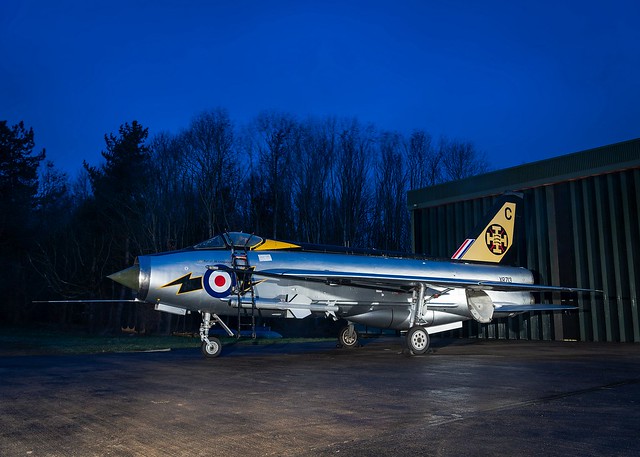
451, 193, 522, 264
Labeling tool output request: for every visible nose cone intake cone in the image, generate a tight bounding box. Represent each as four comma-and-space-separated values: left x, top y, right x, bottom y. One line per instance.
108, 265, 140, 291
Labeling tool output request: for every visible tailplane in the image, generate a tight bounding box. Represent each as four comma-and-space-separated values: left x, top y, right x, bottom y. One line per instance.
451, 193, 522, 264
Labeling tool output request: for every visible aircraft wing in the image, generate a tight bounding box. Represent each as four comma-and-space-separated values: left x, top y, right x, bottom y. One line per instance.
253, 268, 600, 294
33, 299, 142, 303
494, 303, 578, 312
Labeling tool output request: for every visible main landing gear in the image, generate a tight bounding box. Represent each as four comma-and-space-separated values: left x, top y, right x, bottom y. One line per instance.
403, 283, 432, 355
338, 323, 360, 348
337, 322, 431, 355
406, 325, 430, 355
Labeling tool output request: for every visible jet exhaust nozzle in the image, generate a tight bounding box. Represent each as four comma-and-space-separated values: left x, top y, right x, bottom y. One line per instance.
108, 265, 141, 291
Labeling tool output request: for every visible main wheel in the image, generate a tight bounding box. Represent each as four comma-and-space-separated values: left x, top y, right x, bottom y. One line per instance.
201, 337, 222, 358
338, 325, 359, 348
406, 326, 430, 355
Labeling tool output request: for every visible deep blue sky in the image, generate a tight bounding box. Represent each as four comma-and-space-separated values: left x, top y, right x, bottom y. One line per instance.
2, 0, 639, 176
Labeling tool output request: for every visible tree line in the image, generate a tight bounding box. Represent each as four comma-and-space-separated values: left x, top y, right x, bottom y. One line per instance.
0, 110, 488, 332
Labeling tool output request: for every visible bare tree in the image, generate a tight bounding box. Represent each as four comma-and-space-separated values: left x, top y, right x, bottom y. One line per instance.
439, 137, 489, 181
405, 130, 442, 189
291, 117, 337, 243
253, 111, 297, 239
146, 132, 196, 251
332, 118, 375, 247
182, 109, 238, 238
373, 131, 409, 250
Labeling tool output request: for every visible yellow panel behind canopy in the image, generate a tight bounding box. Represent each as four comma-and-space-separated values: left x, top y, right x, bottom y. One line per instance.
254, 239, 301, 251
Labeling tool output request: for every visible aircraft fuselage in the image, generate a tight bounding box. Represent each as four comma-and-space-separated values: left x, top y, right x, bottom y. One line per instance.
126, 246, 533, 330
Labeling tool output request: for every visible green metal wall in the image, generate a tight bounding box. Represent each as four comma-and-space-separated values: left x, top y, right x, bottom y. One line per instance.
410, 145, 640, 343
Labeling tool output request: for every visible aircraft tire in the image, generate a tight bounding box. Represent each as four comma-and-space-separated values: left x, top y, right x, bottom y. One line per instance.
338, 326, 359, 349
407, 326, 430, 355
201, 337, 222, 358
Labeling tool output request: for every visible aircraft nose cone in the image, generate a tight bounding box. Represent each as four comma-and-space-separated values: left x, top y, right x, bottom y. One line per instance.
108, 265, 140, 291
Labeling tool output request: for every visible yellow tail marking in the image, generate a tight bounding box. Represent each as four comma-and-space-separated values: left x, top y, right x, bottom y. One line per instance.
460, 202, 516, 263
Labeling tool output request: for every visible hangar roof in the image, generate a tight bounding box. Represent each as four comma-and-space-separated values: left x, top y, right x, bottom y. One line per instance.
407, 138, 640, 209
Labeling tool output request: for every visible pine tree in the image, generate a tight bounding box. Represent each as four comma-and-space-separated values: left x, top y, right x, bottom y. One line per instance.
0, 120, 45, 322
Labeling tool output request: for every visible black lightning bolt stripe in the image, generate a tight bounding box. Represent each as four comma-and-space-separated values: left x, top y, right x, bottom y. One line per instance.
162, 273, 203, 294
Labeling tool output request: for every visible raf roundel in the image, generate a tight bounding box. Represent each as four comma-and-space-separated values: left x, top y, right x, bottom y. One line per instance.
203, 265, 236, 298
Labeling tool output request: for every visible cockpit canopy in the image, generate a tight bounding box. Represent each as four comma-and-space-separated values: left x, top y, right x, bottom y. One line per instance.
194, 232, 264, 250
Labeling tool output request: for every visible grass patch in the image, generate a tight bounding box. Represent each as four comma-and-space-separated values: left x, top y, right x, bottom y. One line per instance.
0, 327, 334, 356
0, 327, 200, 355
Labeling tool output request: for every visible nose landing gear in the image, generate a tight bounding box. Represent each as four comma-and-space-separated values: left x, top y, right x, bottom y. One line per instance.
199, 311, 235, 358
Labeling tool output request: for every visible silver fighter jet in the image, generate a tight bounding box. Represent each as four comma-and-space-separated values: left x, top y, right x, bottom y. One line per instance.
109, 193, 597, 357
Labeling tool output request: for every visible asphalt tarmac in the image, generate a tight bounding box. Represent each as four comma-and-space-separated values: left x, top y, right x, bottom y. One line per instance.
1, 337, 639, 457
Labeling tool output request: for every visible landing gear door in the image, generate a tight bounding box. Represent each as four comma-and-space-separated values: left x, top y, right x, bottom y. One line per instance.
466, 289, 494, 323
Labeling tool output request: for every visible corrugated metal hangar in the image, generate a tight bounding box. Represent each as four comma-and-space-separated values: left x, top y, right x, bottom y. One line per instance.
408, 138, 640, 343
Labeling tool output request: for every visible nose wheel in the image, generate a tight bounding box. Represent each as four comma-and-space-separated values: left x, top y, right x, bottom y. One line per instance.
201, 337, 222, 358
406, 326, 430, 355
